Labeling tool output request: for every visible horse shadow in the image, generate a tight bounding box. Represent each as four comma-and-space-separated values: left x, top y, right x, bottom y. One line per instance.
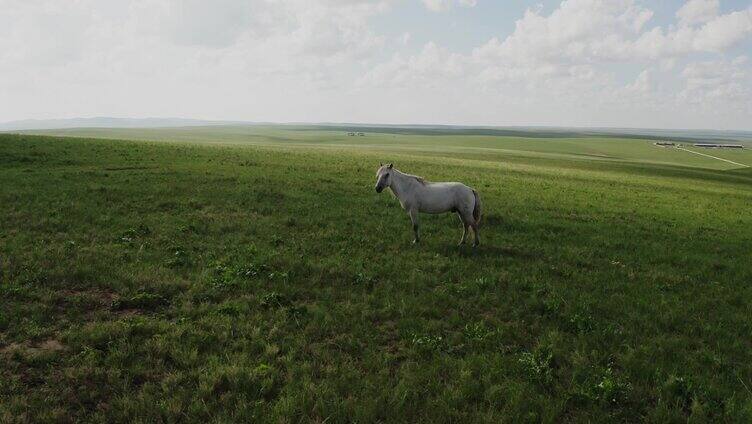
437, 243, 540, 261
429, 213, 542, 260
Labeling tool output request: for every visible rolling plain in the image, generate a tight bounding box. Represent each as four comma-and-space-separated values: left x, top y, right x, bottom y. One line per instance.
2, 126, 752, 422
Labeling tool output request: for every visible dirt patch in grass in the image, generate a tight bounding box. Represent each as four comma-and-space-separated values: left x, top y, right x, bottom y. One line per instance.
59, 288, 117, 305
37, 339, 65, 352
57, 289, 149, 318
1, 338, 65, 355
0, 342, 23, 354
57, 288, 124, 320
89, 290, 118, 305
114, 308, 142, 318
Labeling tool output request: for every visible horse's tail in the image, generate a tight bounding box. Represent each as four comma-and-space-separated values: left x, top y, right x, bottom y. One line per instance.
472, 189, 481, 225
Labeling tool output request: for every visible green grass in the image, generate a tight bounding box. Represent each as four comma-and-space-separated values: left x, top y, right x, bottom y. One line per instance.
1, 130, 752, 422
23, 124, 752, 170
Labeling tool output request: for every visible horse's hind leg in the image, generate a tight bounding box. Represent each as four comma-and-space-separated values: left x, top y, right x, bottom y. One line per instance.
457, 213, 469, 246
409, 208, 420, 244
459, 208, 479, 247
471, 222, 480, 247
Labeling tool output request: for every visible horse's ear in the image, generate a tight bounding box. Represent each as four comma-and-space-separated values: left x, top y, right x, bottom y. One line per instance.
388, 163, 393, 169
380, 162, 383, 167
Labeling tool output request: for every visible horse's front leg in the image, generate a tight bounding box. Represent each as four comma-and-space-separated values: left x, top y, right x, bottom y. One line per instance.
408, 208, 420, 244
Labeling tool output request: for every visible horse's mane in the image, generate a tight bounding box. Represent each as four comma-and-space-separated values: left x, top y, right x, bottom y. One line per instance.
398, 170, 427, 185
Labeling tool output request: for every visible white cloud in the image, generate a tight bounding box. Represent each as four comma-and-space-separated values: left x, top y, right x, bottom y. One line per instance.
0, 0, 394, 88
399, 32, 412, 45
677, 0, 719, 27
471, 0, 655, 64
0, 1, 92, 66
690, 9, 752, 51
153, 0, 258, 47
358, 42, 466, 88
680, 56, 751, 107
422, 0, 477, 13
0, 0, 751, 129
356, 0, 752, 128
0, 0, 400, 123
625, 69, 652, 94
471, 0, 752, 63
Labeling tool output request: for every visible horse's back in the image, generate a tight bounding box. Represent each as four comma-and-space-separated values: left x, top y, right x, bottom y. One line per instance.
419, 182, 474, 214
429, 181, 473, 195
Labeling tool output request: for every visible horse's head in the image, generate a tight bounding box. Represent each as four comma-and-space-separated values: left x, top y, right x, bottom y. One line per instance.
375, 163, 393, 193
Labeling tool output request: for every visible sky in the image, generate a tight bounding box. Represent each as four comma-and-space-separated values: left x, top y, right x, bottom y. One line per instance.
1, 0, 751, 130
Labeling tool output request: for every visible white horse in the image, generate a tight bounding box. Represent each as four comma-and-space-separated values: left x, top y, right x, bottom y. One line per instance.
375, 163, 481, 246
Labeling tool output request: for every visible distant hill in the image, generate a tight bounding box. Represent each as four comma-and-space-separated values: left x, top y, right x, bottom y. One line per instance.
302, 124, 752, 142
0, 117, 241, 131
579, 127, 752, 143
2, 117, 750, 142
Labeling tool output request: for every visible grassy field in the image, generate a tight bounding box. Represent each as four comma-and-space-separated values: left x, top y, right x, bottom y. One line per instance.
2, 128, 752, 422
23, 124, 752, 170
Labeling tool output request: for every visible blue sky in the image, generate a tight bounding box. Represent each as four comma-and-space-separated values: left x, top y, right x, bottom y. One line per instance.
1, 0, 751, 129
373, 0, 752, 83
381, 1, 752, 51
